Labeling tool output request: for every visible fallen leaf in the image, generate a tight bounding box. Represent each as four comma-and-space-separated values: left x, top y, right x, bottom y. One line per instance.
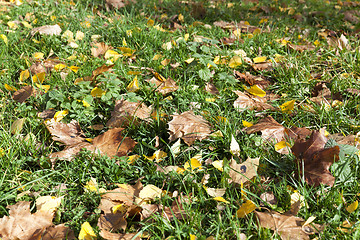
280, 100, 296, 113
245, 116, 286, 143
184, 158, 203, 171
45, 119, 86, 145
260, 191, 277, 206
91, 42, 111, 58
255, 208, 323, 240
106, 99, 152, 128
126, 76, 139, 92
288, 43, 316, 52
229, 157, 259, 184
346, 200, 358, 213
233, 90, 274, 111
230, 135, 240, 157
35, 196, 63, 213
168, 111, 212, 146
10, 118, 25, 135
30, 24, 62, 36
205, 82, 219, 95
146, 76, 179, 95
252, 62, 273, 71
291, 130, 340, 186
229, 55, 242, 68
91, 87, 105, 97
245, 85, 266, 97
99, 230, 140, 240
253, 56, 267, 63
144, 150, 167, 162
237, 200, 257, 218
78, 222, 97, 240
234, 71, 272, 89
139, 184, 163, 202
13, 85, 34, 103
204, 186, 226, 198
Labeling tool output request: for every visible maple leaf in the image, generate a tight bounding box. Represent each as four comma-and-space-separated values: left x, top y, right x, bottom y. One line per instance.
291, 130, 340, 186
255, 205, 323, 240
46, 119, 137, 164
229, 157, 259, 184
0, 201, 74, 240
233, 90, 274, 111
168, 111, 212, 146
106, 99, 152, 128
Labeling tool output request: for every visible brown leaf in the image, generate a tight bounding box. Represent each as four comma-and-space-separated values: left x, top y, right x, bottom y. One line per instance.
141, 197, 187, 222
205, 82, 219, 95
45, 119, 86, 146
40, 224, 75, 240
344, 11, 360, 24
91, 64, 115, 81
99, 230, 140, 240
146, 77, 179, 95
213, 20, 261, 33
30, 24, 62, 36
106, 99, 152, 128
0, 201, 54, 240
49, 142, 94, 164
13, 85, 34, 103
252, 62, 274, 71
30, 61, 46, 75
260, 191, 277, 206
292, 130, 340, 186
234, 71, 272, 89
245, 116, 286, 143
346, 88, 360, 96
329, 133, 359, 148
168, 111, 211, 146
92, 128, 137, 157
229, 157, 259, 184
233, 90, 274, 111
310, 82, 342, 106
288, 43, 316, 52
255, 210, 323, 240
91, 42, 111, 58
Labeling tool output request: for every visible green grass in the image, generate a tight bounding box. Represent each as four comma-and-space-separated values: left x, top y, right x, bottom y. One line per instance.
1, 0, 360, 239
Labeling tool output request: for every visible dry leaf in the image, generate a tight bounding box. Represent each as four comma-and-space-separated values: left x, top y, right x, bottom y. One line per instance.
146, 76, 179, 95
255, 209, 323, 240
99, 230, 140, 240
106, 99, 152, 128
45, 119, 86, 146
30, 24, 62, 36
245, 116, 286, 143
229, 157, 259, 184
205, 82, 219, 95
234, 71, 272, 89
168, 111, 212, 146
252, 62, 273, 71
291, 130, 340, 186
233, 90, 273, 111
91, 42, 111, 58
13, 85, 34, 103
288, 43, 316, 52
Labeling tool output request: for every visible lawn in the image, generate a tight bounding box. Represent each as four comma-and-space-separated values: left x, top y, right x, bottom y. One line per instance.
0, 0, 360, 239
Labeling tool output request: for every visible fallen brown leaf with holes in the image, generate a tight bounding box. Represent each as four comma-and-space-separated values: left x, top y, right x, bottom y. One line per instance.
292, 129, 340, 186
168, 111, 212, 146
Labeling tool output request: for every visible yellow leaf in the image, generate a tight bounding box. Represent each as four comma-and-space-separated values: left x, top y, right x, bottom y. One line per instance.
152, 54, 163, 60
75, 31, 85, 41
213, 196, 230, 204
128, 154, 140, 164
62, 30, 74, 42
178, 13, 184, 22
104, 49, 122, 62
259, 18, 268, 24
253, 56, 267, 63
184, 158, 202, 171
50, 15, 56, 21
233, 29, 241, 38
126, 76, 139, 92
32, 72, 46, 83
147, 19, 154, 26
4, 83, 17, 91
314, 39, 320, 46
79, 222, 97, 240
68, 65, 79, 73
162, 41, 172, 50
54, 64, 66, 71
36, 196, 63, 213
144, 150, 167, 162
242, 120, 253, 127
253, 28, 261, 35
33, 52, 44, 60
67, 55, 77, 60
10, 118, 25, 135
236, 200, 256, 218
212, 160, 223, 172
112, 204, 129, 214
185, 57, 195, 64
118, 47, 135, 56
84, 178, 105, 193
35, 83, 50, 92
170, 139, 181, 157
22, 21, 32, 29
91, 87, 105, 97
274, 141, 292, 151
184, 33, 190, 41
54, 110, 69, 122
229, 55, 242, 68
127, 71, 141, 75
139, 184, 163, 201
346, 200, 358, 213
161, 59, 170, 66
205, 97, 216, 102
7, 21, 18, 29
0, 34, 8, 45
290, 190, 305, 208
245, 85, 266, 97
190, 234, 197, 240
280, 100, 295, 113
82, 100, 90, 107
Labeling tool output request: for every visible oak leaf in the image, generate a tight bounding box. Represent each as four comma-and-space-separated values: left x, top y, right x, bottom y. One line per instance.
168, 111, 211, 146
